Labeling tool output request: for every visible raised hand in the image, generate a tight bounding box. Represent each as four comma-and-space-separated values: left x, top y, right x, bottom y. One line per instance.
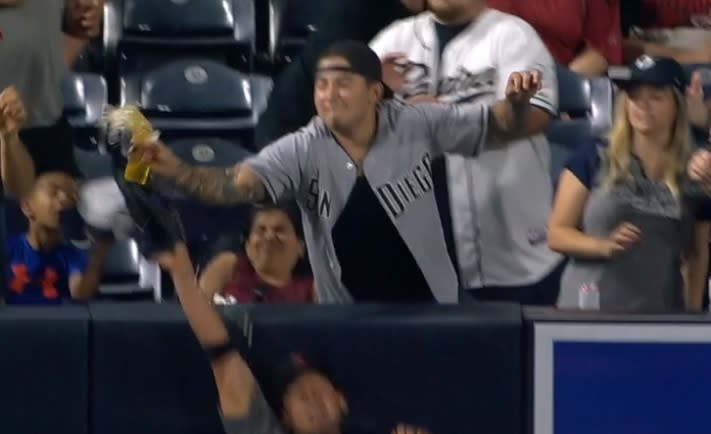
504, 70, 542, 105
686, 70, 708, 127
381, 52, 409, 94
601, 222, 641, 258
688, 148, 711, 195
0, 86, 27, 136
129, 140, 183, 179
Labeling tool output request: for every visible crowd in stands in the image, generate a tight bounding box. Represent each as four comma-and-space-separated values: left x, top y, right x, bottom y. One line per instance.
3, 0, 711, 313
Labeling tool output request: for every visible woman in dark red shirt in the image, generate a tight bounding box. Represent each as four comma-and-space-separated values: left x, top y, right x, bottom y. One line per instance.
199, 203, 314, 304
488, 0, 623, 76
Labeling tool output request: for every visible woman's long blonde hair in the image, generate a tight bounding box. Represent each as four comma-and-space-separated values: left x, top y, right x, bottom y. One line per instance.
604, 88, 692, 200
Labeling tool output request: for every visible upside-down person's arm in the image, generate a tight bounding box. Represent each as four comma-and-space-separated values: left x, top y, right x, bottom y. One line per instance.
170, 245, 257, 418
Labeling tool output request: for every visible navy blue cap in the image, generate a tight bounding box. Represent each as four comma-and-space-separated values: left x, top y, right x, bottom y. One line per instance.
608, 55, 687, 92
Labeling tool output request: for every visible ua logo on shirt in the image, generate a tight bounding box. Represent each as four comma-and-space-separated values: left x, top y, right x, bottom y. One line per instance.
41, 268, 59, 299
9, 264, 30, 293
9, 264, 60, 299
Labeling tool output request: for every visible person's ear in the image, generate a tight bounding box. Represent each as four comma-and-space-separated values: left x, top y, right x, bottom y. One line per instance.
376, 82, 385, 100
370, 82, 383, 103
20, 198, 34, 220
338, 391, 348, 415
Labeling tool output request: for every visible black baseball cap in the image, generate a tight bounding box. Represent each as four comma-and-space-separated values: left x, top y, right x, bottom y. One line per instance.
316, 39, 394, 99
608, 55, 687, 92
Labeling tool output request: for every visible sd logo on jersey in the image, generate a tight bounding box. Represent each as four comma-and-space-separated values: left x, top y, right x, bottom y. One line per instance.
306, 178, 331, 219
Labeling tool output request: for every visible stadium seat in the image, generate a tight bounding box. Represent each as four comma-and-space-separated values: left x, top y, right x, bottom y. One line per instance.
62, 73, 107, 149
121, 59, 272, 142
547, 65, 614, 184
162, 137, 253, 264
267, 0, 324, 67
166, 137, 253, 172
104, 0, 256, 102
98, 239, 162, 301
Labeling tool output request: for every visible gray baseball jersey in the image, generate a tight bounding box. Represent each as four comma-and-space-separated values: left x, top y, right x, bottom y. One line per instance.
245, 99, 489, 303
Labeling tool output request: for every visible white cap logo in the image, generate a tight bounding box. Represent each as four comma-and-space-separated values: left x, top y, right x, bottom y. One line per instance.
635, 55, 655, 70
192, 144, 215, 163
184, 66, 208, 85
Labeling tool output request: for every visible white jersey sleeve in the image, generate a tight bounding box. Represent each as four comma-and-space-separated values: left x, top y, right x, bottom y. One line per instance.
243, 129, 313, 202
492, 17, 558, 116
410, 102, 489, 157
369, 18, 412, 57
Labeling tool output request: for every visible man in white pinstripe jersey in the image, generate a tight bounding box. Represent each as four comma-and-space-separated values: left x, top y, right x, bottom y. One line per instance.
370, 0, 565, 305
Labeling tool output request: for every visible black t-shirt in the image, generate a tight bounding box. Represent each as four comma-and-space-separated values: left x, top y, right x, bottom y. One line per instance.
331, 177, 433, 302
434, 22, 470, 57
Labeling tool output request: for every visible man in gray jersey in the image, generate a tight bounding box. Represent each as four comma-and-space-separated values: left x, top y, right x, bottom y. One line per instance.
136, 40, 543, 303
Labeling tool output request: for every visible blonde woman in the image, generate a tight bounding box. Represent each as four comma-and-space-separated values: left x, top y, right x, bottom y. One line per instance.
548, 56, 710, 313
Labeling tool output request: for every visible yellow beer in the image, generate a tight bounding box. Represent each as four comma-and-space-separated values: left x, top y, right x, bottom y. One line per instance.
103, 105, 156, 185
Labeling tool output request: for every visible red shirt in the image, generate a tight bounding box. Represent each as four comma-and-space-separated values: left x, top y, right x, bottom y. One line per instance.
641, 0, 711, 28
488, 0, 623, 65
222, 256, 314, 304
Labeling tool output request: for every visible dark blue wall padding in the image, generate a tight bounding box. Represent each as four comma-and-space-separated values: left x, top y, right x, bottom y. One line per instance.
0, 306, 89, 434
241, 303, 523, 434
89, 303, 242, 434
89, 302, 521, 434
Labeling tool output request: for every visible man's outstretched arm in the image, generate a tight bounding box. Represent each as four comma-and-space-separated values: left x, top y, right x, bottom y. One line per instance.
423, 70, 544, 157
172, 164, 269, 205
141, 131, 309, 205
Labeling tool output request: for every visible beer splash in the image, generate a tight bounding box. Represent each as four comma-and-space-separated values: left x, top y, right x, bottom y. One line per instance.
101, 105, 158, 185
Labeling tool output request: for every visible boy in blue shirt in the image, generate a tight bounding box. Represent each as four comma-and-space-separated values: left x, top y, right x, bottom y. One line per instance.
5, 172, 111, 305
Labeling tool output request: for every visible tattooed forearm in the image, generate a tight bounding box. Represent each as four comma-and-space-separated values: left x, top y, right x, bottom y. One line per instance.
173, 163, 268, 205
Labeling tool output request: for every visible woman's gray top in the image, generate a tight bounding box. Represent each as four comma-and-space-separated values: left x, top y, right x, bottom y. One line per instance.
557, 141, 699, 313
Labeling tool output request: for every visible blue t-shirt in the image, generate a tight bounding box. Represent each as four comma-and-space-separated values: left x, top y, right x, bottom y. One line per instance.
4, 234, 87, 305
564, 141, 600, 190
